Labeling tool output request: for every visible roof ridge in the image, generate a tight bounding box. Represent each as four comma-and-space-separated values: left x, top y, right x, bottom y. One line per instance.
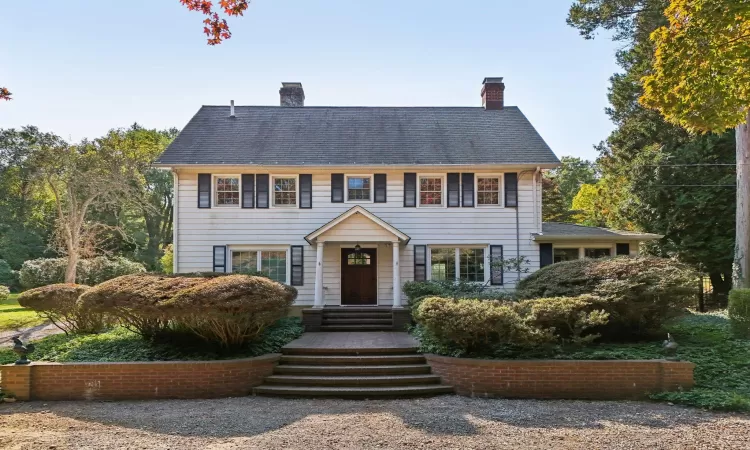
199, 105, 520, 109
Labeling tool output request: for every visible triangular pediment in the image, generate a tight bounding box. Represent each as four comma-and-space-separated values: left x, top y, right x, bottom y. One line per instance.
305, 206, 410, 244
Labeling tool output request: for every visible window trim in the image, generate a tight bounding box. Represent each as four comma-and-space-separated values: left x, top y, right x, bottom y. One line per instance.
229, 246, 291, 284
344, 174, 374, 204
475, 173, 505, 208
426, 245, 488, 283
417, 173, 447, 208
271, 174, 299, 208
213, 174, 242, 208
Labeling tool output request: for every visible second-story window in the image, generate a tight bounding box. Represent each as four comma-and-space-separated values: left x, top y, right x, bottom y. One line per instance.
273, 176, 297, 206
215, 176, 240, 206
477, 176, 502, 206
347, 176, 371, 201
419, 176, 443, 206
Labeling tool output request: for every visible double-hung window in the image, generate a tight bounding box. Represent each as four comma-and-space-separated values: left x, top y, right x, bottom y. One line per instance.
347, 175, 372, 201
429, 247, 486, 282
272, 176, 297, 207
419, 175, 444, 206
215, 176, 240, 206
231, 249, 288, 283
584, 248, 611, 259
476, 175, 502, 206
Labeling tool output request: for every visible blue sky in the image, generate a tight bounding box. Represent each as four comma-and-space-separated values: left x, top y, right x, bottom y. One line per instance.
0, 0, 620, 161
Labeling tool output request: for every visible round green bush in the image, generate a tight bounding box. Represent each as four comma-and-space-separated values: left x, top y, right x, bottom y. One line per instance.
516, 256, 697, 338
19, 256, 146, 289
728, 289, 750, 338
514, 295, 610, 345
17, 283, 106, 334
0, 285, 9, 302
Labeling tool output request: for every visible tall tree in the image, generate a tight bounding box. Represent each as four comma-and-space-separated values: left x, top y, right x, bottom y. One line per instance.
542, 175, 575, 222
639, 0, 750, 287
567, 0, 737, 299
547, 156, 599, 207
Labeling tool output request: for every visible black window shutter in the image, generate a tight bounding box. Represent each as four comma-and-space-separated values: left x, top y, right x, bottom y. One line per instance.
198, 173, 211, 208
213, 246, 227, 273
256, 174, 269, 208
490, 245, 504, 285
300, 174, 312, 209
374, 174, 387, 203
540, 243, 553, 268
616, 243, 630, 256
447, 173, 460, 207
241, 174, 254, 208
505, 173, 518, 207
414, 245, 427, 281
461, 173, 474, 207
291, 245, 304, 286
404, 173, 417, 207
331, 174, 344, 203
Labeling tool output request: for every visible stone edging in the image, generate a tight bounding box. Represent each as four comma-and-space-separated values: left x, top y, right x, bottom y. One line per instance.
425, 354, 695, 400
0, 354, 281, 401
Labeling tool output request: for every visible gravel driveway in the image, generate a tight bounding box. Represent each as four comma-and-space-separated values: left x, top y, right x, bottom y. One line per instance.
1, 395, 747, 449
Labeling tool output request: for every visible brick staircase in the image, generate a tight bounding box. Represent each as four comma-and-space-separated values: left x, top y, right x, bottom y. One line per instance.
253, 344, 453, 398
319, 307, 394, 331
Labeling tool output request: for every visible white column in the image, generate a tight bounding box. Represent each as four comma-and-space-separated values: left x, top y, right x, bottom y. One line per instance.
392, 241, 402, 308
314, 241, 325, 308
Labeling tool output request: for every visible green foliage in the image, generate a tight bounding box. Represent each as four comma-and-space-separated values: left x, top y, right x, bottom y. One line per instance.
548, 156, 599, 207
517, 256, 697, 338
541, 176, 575, 223
402, 280, 512, 311
19, 256, 146, 289
0, 285, 9, 302
0, 318, 304, 364
728, 289, 750, 337
0, 259, 15, 290
516, 296, 610, 345
79, 273, 296, 346
413, 297, 554, 354
0, 293, 46, 331
17, 283, 107, 334
159, 244, 174, 274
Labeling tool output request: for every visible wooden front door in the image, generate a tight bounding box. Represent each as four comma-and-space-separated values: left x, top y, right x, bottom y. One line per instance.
341, 248, 378, 305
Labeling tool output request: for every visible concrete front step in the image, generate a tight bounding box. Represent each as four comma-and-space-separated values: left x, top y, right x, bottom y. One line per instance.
275, 364, 432, 376
322, 318, 393, 325
323, 307, 393, 312
264, 374, 442, 387
280, 354, 425, 365
281, 346, 420, 356
323, 312, 392, 319
253, 384, 454, 398
320, 325, 393, 332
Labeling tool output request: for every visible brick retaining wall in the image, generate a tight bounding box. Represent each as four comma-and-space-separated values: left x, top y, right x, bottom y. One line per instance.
0, 354, 279, 401
425, 355, 695, 400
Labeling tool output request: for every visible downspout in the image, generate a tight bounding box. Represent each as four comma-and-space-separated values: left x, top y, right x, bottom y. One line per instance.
172, 170, 179, 274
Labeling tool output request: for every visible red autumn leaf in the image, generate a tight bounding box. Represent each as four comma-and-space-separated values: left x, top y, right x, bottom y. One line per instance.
0, 87, 11, 101
180, 0, 250, 45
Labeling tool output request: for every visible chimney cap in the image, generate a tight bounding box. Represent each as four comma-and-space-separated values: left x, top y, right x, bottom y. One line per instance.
483, 77, 504, 84
281, 82, 303, 88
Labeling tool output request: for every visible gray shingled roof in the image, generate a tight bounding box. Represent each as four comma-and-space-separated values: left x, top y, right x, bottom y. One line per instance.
537, 222, 662, 240
155, 106, 559, 166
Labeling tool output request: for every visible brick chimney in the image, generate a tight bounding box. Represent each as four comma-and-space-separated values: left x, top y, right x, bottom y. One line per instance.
481, 77, 505, 110
279, 82, 305, 107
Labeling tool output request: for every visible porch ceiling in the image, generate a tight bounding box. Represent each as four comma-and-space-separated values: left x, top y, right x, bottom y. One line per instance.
305, 206, 411, 245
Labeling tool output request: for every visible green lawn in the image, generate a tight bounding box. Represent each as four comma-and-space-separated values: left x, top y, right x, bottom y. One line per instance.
0, 294, 46, 332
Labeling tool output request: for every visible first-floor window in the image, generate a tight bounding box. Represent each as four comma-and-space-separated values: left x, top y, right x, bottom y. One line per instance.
231, 249, 288, 283
429, 247, 485, 282
554, 248, 580, 263
584, 248, 611, 259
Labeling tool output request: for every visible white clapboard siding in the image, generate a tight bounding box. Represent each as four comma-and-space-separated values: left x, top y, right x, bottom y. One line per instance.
175, 168, 542, 306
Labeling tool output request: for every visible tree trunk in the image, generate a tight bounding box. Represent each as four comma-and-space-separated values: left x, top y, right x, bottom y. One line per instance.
733, 111, 750, 288
65, 249, 78, 284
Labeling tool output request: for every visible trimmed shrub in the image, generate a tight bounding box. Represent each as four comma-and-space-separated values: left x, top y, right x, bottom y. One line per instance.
19, 256, 146, 289
516, 256, 697, 338
515, 296, 609, 345
403, 280, 513, 310
17, 283, 107, 334
78, 273, 208, 339
413, 297, 553, 353
728, 289, 750, 338
0, 285, 9, 302
162, 275, 297, 346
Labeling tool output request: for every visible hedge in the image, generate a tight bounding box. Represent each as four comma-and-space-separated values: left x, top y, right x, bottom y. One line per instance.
17, 284, 107, 334
19, 256, 146, 289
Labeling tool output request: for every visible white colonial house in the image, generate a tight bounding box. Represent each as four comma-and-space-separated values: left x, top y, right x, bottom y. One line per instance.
155, 79, 659, 316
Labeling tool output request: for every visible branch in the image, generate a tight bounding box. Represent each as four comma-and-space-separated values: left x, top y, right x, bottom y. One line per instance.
0, 87, 11, 101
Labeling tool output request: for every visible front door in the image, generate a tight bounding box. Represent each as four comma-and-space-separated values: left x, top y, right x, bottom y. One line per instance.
341, 248, 378, 305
